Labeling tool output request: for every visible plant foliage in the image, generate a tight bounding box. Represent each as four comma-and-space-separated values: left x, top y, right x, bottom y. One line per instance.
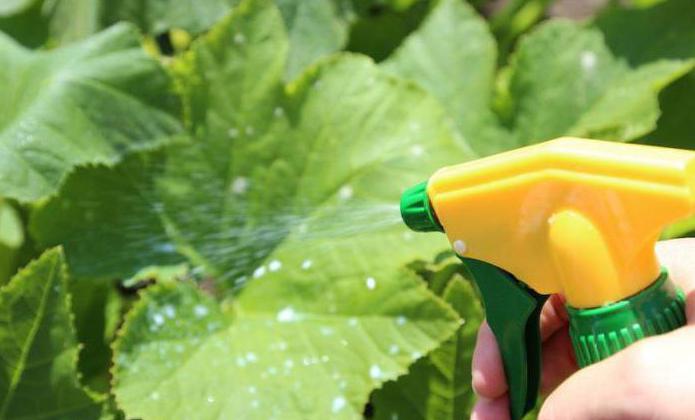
1, 0, 694, 418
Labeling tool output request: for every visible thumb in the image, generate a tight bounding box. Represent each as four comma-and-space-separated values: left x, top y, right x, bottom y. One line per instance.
539, 326, 695, 420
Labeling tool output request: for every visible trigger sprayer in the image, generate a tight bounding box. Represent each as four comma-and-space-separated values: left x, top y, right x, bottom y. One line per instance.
400, 138, 694, 420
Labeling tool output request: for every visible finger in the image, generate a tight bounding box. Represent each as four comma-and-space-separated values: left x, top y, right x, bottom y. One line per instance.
656, 238, 695, 323
540, 326, 578, 395
539, 326, 695, 420
470, 395, 511, 420
539, 294, 569, 341
472, 321, 507, 399
656, 238, 695, 293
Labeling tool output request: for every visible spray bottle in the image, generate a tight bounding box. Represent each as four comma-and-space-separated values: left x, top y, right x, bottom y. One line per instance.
400, 138, 694, 419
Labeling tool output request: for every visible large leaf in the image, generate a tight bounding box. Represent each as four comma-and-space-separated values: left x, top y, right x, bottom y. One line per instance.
32, 0, 471, 281
0, 248, 101, 419
113, 269, 459, 419
382, 0, 512, 156
33, 0, 468, 417
371, 259, 483, 420
506, 20, 692, 145
0, 23, 182, 202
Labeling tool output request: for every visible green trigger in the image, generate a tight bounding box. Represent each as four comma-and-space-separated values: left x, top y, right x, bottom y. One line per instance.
463, 258, 548, 420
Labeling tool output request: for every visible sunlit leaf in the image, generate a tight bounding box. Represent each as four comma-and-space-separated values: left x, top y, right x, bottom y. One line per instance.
0, 23, 182, 202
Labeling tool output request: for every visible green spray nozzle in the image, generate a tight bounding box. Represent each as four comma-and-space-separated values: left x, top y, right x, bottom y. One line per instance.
400, 181, 442, 232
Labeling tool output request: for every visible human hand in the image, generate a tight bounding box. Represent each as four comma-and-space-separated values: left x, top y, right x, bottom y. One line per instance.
470, 238, 695, 420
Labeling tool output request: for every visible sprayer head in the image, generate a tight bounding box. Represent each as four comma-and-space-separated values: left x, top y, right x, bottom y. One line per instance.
400, 181, 442, 232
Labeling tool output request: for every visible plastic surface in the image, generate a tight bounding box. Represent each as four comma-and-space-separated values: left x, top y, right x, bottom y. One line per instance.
400, 181, 443, 232
465, 259, 547, 420
568, 269, 686, 367
427, 137, 695, 308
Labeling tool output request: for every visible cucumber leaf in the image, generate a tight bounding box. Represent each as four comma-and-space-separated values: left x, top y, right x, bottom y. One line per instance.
0, 248, 101, 419
113, 269, 459, 419
0, 23, 182, 202
381, 1, 693, 154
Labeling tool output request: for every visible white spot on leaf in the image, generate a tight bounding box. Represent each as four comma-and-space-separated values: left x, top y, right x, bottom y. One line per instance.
194, 304, 209, 318
332, 396, 347, 413
253, 266, 266, 278
231, 177, 249, 194
366, 277, 376, 290
163, 305, 176, 319
277, 307, 297, 323
580, 51, 597, 70
338, 185, 353, 200
268, 259, 282, 272
410, 144, 424, 156
369, 365, 382, 379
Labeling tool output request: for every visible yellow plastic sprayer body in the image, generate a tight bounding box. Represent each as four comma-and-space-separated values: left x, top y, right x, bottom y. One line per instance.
400, 138, 695, 419
428, 137, 695, 308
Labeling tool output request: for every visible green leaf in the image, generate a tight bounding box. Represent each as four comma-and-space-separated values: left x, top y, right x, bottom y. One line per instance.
0, 23, 182, 202
0, 0, 37, 17
593, 0, 695, 150
371, 261, 483, 420
595, 0, 695, 66
103, 0, 238, 35
507, 20, 693, 144
0, 248, 101, 419
568, 60, 693, 140
33, 0, 471, 282
384, 4, 693, 154
276, 0, 352, 80
382, 0, 511, 156
113, 272, 459, 419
